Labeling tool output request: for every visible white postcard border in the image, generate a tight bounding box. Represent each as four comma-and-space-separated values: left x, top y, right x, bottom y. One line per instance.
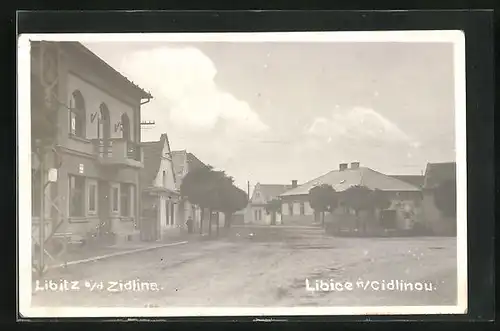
18, 30, 467, 318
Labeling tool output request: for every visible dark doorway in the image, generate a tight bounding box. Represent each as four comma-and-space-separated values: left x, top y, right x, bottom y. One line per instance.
98, 180, 112, 235
380, 210, 397, 229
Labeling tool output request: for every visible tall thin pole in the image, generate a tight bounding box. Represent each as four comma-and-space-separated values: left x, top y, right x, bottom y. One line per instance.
247, 181, 250, 200
38, 150, 45, 277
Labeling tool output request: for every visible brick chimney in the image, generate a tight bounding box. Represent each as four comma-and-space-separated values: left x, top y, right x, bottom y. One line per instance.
350, 162, 360, 169
339, 163, 348, 171
291, 180, 298, 188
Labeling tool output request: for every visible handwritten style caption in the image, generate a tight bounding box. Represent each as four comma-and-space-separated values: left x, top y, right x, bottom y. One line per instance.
34, 279, 162, 293
305, 279, 437, 292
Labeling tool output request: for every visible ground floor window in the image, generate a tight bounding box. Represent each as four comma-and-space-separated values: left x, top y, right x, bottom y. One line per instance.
300, 202, 305, 215
254, 209, 263, 221
111, 184, 119, 213
69, 175, 85, 217
288, 203, 293, 216
88, 180, 98, 214
120, 183, 132, 217
32, 169, 41, 217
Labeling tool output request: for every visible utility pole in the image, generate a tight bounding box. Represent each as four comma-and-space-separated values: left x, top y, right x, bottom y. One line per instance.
38, 148, 45, 278
247, 181, 250, 201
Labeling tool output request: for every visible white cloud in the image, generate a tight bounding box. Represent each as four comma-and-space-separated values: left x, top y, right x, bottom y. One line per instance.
306, 107, 415, 144
119, 46, 269, 133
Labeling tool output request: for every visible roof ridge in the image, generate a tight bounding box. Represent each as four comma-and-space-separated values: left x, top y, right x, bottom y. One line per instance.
289, 168, 339, 190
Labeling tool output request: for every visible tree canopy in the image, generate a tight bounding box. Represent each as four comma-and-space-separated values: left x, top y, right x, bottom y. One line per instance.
179, 165, 215, 209
341, 185, 391, 212
265, 198, 282, 215
180, 166, 248, 230
434, 180, 456, 218
308, 184, 338, 213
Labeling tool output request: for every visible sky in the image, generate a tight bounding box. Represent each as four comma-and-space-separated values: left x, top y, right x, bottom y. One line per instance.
84, 40, 456, 192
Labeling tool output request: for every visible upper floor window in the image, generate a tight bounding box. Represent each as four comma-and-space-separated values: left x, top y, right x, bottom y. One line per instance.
98, 103, 111, 140
163, 170, 167, 188
69, 90, 86, 138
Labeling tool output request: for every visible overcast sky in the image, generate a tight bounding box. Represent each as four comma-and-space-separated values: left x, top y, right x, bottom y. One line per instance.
84, 41, 456, 192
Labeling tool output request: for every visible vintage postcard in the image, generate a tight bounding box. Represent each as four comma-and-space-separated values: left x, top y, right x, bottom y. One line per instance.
18, 31, 467, 318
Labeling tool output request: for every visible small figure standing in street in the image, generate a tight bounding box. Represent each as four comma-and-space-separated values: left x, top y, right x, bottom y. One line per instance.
186, 216, 194, 234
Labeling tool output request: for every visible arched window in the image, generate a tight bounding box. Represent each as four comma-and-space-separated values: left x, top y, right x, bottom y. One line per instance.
98, 103, 110, 140
70, 90, 86, 138
121, 113, 130, 141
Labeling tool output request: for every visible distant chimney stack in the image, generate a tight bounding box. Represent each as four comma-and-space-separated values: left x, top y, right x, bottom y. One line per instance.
350, 162, 360, 169
291, 180, 298, 188
339, 163, 348, 171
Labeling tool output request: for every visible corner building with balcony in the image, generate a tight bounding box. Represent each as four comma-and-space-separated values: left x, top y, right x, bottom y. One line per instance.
31, 42, 152, 244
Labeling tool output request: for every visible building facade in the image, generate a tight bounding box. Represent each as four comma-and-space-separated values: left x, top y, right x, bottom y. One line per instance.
246, 183, 292, 225
279, 162, 423, 231
31, 41, 152, 245
139, 134, 181, 241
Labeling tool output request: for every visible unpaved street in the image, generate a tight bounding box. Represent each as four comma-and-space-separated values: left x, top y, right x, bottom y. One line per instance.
32, 226, 457, 308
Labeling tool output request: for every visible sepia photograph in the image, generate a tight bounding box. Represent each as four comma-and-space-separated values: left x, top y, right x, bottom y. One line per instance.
18, 31, 467, 317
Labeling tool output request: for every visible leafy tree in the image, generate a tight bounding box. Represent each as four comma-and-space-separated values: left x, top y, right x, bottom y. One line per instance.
219, 184, 248, 228
370, 189, 391, 211
341, 186, 393, 234
434, 180, 456, 218
180, 165, 215, 235
341, 185, 373, 233
181, 166, 247, 236
203, 169, 229, 236
309, 184, 337, 227
265, 198, 282, 225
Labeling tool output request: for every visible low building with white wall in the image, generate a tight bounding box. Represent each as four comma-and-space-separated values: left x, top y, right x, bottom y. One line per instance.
139, 133, 180, 241
280, 162, 423, 229
245, 183, 292, 225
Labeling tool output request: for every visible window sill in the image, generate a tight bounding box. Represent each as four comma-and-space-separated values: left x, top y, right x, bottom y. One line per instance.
68, 134, 92, 144
69, 217, 91, 223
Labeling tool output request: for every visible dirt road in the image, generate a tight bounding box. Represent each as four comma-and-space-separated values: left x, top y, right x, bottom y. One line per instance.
31, 226, 457, 308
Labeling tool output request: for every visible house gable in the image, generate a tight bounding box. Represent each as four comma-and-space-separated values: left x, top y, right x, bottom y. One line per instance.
251, 183, 291, 205
251, 184, 267, 204
151, 134, 177, 192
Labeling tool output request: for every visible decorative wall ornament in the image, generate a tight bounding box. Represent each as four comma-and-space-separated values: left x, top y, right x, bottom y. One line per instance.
114, 122, 123, 132
90, 112, 98, 123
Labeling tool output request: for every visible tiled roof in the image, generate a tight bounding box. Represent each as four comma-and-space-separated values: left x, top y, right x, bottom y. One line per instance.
389, 175, 425, 188
171, 150, 208, 190
423, 162, 456, 189
280, 167, 421, 197
140, 134, 176, 187
253, 184, 292, 202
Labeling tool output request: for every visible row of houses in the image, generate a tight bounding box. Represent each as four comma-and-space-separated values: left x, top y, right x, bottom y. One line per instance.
30, 41, 212, 247
245, 161, 457, 236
